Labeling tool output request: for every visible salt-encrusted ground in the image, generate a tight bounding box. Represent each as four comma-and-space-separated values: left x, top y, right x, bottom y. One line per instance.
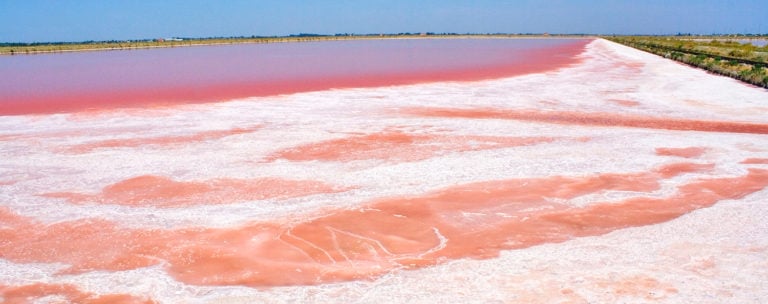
1, 39, 767, 303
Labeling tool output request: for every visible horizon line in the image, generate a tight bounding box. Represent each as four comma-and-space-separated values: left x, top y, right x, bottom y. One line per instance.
3, 32, 768, 45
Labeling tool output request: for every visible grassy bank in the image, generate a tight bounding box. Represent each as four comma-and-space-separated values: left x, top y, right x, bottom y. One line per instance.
0, 34, 585, 55
605, 36, 768, 89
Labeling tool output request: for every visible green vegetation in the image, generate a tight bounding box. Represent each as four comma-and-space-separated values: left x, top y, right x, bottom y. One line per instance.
605, 36, 768, 89
0, 33, 585, 56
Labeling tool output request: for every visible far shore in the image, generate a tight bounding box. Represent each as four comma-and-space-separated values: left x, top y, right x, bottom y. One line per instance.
0, 34, 592, 56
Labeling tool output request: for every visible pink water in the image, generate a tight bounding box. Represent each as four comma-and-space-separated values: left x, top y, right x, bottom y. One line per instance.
0, 38, 586, 115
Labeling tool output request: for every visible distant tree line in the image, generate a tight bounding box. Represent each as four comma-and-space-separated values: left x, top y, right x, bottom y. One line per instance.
0, 32, 590, 55
0, 32, 597, 47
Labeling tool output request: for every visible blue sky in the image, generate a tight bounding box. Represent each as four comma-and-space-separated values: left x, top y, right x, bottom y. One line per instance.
1, 0, 766, 42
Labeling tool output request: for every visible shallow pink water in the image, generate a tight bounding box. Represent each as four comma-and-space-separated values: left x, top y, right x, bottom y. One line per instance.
0, 39, 586, 115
